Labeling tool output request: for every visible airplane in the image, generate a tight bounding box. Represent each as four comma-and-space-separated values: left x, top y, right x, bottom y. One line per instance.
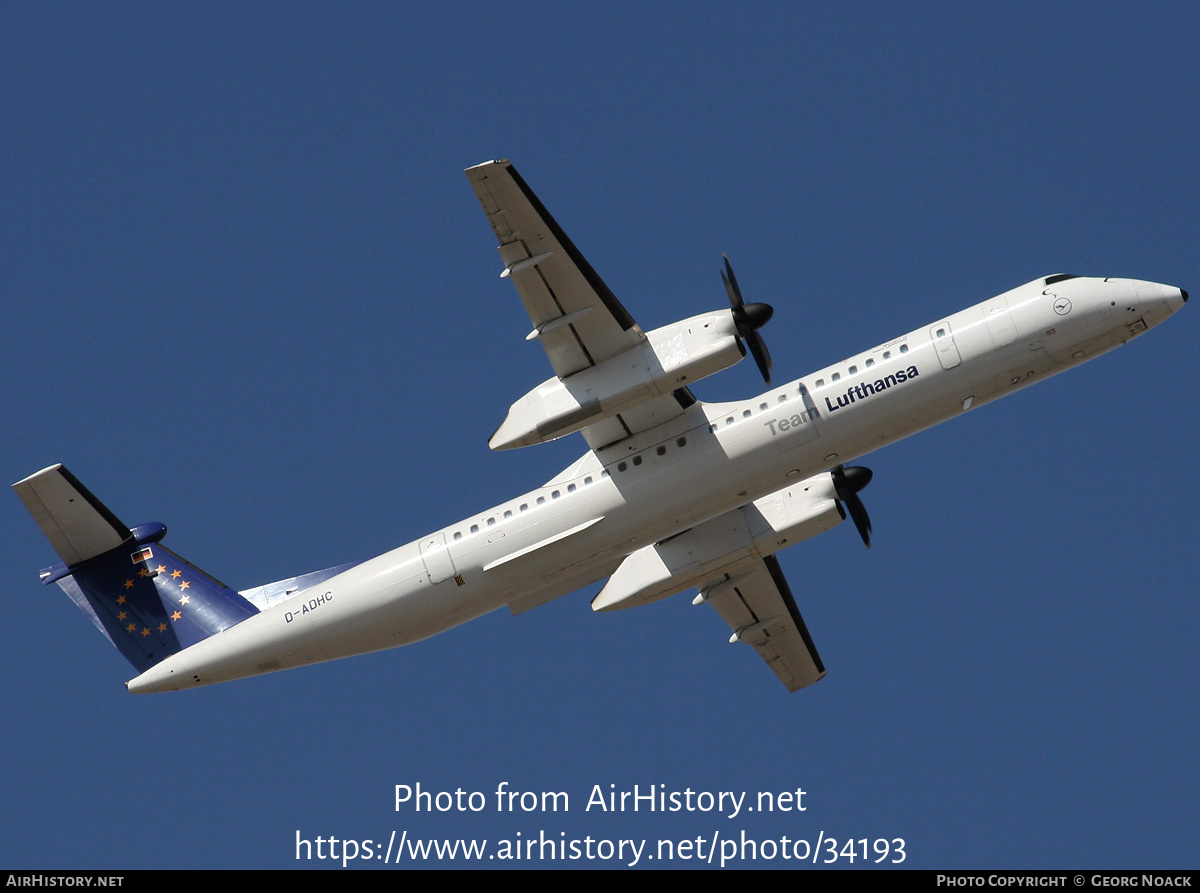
13, 159, 1188, 695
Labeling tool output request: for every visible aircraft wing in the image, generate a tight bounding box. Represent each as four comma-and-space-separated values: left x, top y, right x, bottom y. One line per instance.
466, 159, 643, 378
466, 160, 693, 447
701, 555, 826, 692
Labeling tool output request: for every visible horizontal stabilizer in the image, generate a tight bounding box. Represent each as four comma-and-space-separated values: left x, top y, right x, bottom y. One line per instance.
13, 465, 131, 565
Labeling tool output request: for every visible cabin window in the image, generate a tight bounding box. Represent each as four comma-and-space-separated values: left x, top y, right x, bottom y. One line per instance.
832, 372, 841, 382
537, 496, 545, 505
503, 510, 512, 518
848, 365, 857, 374
778, 394, 787, 404
815, 379, 824, 388
677, 437, 687, 447
760, 402, 768, 411
742, 409, 751, 418
725, 416, 734, 426
618, 462, 627, 472
866, 358, 875, 368
552, 490, 561, 499
900, 344, 909, 354
567, 483, 576, 493
584, 476, 593, 486
657, 445, 667, 456
470, 524, 479, 533
883, 350, 891, 359
487, 517, 495, 526
453, 531, 462, 540
936, 328, 945, 338
520, 503, 528, 512
632, 456, 643, 466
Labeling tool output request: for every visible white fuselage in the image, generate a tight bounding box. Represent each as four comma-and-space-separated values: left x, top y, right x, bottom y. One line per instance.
127, 275, 1185, 692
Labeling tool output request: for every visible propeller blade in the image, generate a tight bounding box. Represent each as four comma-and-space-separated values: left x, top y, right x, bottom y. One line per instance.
844, 492, 873, 548
746, 331, 773, 385
720, 254, 775, 385
832, 465, 874, 548
722, 254, 744, 308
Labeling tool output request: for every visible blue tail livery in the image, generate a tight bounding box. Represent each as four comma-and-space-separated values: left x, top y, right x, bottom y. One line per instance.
14, 464, 354, 676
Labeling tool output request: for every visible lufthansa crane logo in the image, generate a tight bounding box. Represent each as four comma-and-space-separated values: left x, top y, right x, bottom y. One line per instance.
1053, 297, 1072, 315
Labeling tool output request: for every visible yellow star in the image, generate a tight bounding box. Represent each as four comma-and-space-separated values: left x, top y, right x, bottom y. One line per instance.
140, 627, 151, 637
170, 569, 182, 579
123, 580, 134, 590
155, 565, 166, 574
126, 622, 137, 633
138, 568, 149, 578
171, 611, 182, 621
179, 595, 191, 605
180, 581, 191, 590
157, 623, 167, 633
117, 595, 127, 605
117, 611, 127, 620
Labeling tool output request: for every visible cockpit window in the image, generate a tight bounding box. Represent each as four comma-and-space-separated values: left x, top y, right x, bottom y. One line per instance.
1045, 274, 1078, 285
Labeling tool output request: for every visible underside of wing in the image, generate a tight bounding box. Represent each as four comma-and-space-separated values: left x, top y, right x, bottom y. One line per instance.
701, 555, 826, 692
467, 160, 694, 448
466, 159, 642, 378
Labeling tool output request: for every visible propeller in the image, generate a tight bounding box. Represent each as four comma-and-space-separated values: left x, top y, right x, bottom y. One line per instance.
831, 464, 873, 548
721, 254, 774, 385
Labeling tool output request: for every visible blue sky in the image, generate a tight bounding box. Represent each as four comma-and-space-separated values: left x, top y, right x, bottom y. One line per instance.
2, 2, 1196, 869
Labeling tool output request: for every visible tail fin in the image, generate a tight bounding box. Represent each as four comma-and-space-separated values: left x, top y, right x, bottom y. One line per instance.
14, 465, 259, 674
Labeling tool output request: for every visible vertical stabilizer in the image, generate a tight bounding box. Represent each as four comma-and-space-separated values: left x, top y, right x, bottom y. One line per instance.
14, 465, 259, 674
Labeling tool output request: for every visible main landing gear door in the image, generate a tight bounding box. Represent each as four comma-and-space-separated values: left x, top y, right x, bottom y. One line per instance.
420, 534, 458, 584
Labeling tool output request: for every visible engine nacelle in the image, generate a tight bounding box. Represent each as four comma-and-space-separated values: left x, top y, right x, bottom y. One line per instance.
591, 474, 844, 612
490, 310, 744, 450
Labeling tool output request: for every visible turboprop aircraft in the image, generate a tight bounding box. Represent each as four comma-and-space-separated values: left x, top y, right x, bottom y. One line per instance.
14, 160, 1188, 694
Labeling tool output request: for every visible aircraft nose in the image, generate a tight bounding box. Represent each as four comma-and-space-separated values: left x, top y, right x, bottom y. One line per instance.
1167, 284, 1188, 313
